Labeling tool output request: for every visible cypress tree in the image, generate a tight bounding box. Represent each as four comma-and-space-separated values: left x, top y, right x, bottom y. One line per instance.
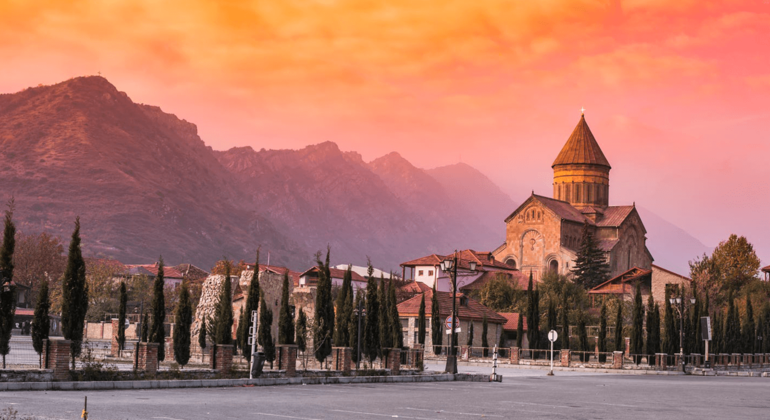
278, 271, 295, 345
598, 301, 608, 362
150, 256, 166, 362
498, 327, 507, 357
645, 294, 656, 359
651, 302, 661, 356
577, 310, 589, 362
32, 280, 50, 365
258, 291, 275, 367
614, 299, 623, 353
725, 290, 740, 354
238, 252, 260, 360
571, 222, 611, 289
526, 273, 534, 348
296, 308, 308, 353
663, 288, 677, 354
313, 249, 334, 363
560, 292, 569, 349
389, 280, 402, 349
712, 309, 723, 354
742, 296, 755, 354
516, 310, 524, 348
533, 288, 541, 349
364, 263, 380, 362
116, 282, 127, 356
141, 312, 149, 342
173, 280, 193, 367
61, 217, 88, 368
430, 282, 441, 355
198, 317, 207, 360
467, 321, 474, 346
214, 262, 234, 345
378, 276, 392, 354
349, 290, 362, 363
481, 315, 489, 356
417, 294, 426, 346
761, 302, 770, 354
630, 283, 644, 363
333, 266, 353, 347
690, 289, 701, 355
547, 299, 557, 347
0, 199, 15, 369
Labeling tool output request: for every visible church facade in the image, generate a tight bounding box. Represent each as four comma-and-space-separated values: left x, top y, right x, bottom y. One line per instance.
493, 113, 653, 280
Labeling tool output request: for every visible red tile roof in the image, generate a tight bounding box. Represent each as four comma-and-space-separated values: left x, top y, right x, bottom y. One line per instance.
588, 267, 652, 294
498, 313, 527, 332
761, 265, 770, 273
244, 264, 302, 287
398, 281, 432, 294
401, 254, 443, 267
552, 114, 611, 168
397, 289, 506, 324
597, 238, 619, 252
401, 250, 517, 271
125, 263, 184, 279
530, 195, 590, 224
596, 206, 635, 227
298, 266, 367, 284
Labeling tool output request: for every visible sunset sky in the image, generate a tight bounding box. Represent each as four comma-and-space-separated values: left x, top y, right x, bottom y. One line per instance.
2, 0, 769, 264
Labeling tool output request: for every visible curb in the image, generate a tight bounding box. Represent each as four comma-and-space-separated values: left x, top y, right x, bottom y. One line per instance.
0, 373, 493, 392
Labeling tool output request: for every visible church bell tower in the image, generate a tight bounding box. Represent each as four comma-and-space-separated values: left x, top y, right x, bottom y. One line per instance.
552, 112, 611, 210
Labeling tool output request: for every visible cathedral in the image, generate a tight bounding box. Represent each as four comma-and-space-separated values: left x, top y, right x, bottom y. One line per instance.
492, 113, 653, 280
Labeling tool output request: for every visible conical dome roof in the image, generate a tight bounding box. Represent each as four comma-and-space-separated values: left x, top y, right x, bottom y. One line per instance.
552, 115, 611, 168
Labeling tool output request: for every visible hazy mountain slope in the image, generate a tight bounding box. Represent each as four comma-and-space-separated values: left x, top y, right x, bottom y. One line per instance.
426, 163, 516, 234
0, 76, 307, 269
636, 206, 711, 276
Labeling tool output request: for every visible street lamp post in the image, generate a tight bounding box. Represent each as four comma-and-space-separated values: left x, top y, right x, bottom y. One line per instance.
441, 251, 477, 374
669, 290, 696, 373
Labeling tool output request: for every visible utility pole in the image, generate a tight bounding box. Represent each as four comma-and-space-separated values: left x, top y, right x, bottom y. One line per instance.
249, 310, 257, 379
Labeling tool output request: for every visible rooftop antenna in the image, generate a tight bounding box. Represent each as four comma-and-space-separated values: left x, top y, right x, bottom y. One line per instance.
267, 251, 270, 267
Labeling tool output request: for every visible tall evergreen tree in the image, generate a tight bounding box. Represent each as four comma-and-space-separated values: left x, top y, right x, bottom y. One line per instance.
614, 299, 623, 353
238, 252, 260, 360
61, 217, 88, 368
725, 290, 740, 354
712, 309, 723, 354
364, 262, 380, 362
516, 310, 524, 348
0, 199, 15, 368
577, 310, 589, 362
417, 294, 426, 346
116, 282, 127, 356
526, 273, 535, 348
663, 288, 677, 355
598, 301, 608, 362
213, 261, 234, 345
761, 302, 770, 354
645, 295, 656, 359
630, 283, 644, 363
571, 222, 611, 289
651, 302, 661, 356
533, 288, 541, 349
258, 291, 275, 367
313, 249, 334, 363
198, 317, 207, 360
388, 280, 402, 349
349, 290, 363, 363
296, 308, 308, 353
378, 276, 392, 354
32, 280, 50, 365
481, 315, 489, 357
173, 280, 193, 367
141, 312, 149, 342
430, 283, 442, 354
333, 266, 353, 347
150, 256, 167, 362
741, 296, 755, 354
547, 299, 557, 343
278, 271, 295, 345
560, 292, 569, 349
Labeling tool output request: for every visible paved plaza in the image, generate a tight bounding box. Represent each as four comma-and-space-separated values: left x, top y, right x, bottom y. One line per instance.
2, 365, 769, 420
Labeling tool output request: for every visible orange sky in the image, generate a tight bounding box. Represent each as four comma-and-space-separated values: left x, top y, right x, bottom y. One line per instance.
2, 0, 769, 263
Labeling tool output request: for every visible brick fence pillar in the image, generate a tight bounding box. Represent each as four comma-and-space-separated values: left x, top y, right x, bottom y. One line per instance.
134, 342, 159, 374
409, 344, 423, 368
510, 347, 520, 364
278, 345, 298, 377
560, 349, 570, 367
730, 353, 740, 367
110, 319, 120, 357
655, 353, 667, 369
612, 351, 624, 369
383, 348, 400, 375
43, 339, 72, 381
331, 347, 351, 374
624, 337, 630, 358
213, 344, 234, 373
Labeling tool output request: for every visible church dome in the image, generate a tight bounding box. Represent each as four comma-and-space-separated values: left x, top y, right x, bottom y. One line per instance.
552, 114, 611, 169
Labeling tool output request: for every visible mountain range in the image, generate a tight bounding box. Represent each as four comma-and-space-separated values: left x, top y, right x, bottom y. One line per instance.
0, 76, 708, 275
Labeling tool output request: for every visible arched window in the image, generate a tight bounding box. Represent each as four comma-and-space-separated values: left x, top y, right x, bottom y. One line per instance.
549, 260, 559, 273
506, 258, 517, 269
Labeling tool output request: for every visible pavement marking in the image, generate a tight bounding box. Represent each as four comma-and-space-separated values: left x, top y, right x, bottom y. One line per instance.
404, 407, 504, 417
252, 413, 323, 420
504, 401, 573, 409
152, 417, 184, 420
595, 402, 640, 408
330, 409, 435, 419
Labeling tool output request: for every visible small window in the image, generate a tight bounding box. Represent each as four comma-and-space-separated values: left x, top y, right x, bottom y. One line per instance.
460, 296, 469, 306
428, 270, 434, 276
418, 270, 424, 276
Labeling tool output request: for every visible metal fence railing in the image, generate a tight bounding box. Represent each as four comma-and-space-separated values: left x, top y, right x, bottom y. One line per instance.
569, 351, 614, 364
3, 337, 41, 369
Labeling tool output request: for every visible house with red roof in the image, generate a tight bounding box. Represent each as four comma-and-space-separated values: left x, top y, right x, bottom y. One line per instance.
124, 262, 185, 289
397, 289, 507, 354
298, 266, 368, 292
763, 265, 770, 282
498, 312, 527, 349
400, 249, 520, 294
588, 264, 691, 304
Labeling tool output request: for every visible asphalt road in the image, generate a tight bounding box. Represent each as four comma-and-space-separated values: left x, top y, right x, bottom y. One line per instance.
3, 366, 769, 420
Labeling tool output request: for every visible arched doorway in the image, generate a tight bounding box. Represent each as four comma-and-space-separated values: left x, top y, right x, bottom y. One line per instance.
549, 259, 559, 274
